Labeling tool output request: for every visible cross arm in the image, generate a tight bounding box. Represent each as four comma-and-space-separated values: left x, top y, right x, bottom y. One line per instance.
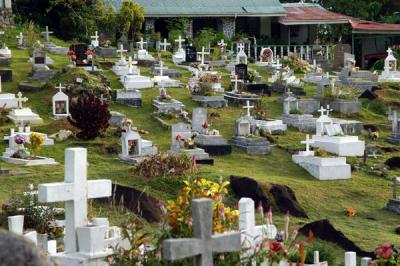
211, 231, 241, 253
162, 238, 201, 261
87, 179, 112, 199
38, 182, 74, 203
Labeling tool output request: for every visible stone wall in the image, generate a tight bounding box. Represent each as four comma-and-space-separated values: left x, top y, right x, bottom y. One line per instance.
0, 8, 13, 28
144, 18, 155, 33
222, 17, 235, 39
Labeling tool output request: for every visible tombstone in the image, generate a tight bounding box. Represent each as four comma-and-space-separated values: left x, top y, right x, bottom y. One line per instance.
185, 46, 197, 63
121, 125, 142, 157
386, 177, 400, 214
0, 69, 12, 82
91, 31, 99, 48
387, 110, 400, 144
52, 83, 69, 119
171, 123, 193, 148
378, 48, 400, 82
192, 108, 208, 133
235, 116, 251, 137
33, 50, 46, 65
162, 198, 241, 266
235, 63, 248, 81
333, 44, 351, 69
236, 43, 248, 65
345, 252, 356, 266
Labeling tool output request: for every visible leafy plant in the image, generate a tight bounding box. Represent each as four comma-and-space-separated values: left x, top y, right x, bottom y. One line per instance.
315, 148, 328, 158
68, 92, 111, 140
29, 133, 45, 158
115, 0, 145, 41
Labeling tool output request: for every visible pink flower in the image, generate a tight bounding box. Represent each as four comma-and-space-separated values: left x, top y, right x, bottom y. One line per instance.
270, 242, 283, 252
382, 243, 391, 249
376, 247, 384, 256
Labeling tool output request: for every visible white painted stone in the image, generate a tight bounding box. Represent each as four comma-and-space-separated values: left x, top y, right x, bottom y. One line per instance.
52, 83, 69, 119
8, 215, 24, 235
345, 252, 357, 266
378, 48, 400, 82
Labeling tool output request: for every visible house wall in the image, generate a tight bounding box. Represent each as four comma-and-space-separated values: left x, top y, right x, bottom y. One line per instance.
260, 17, 271, 37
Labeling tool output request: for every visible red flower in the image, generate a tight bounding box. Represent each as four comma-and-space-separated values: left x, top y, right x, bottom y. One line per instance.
67, 50, 75, 56
85, 49, 94, 56
376, 247, 384, 256
270, 242, 283, 252
202, 121, 209, 129
175, 134, 182, 141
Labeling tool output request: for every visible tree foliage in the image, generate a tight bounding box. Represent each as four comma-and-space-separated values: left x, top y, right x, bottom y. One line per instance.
68, 92, 111, 140
115, 1, 144, 41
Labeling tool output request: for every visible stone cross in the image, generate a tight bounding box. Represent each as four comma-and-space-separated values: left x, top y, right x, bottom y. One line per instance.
238, 43, 245, 52
155, 61, 165, 76
16, 92, 28, 109
239, 198, 277, 257
160, 38, 171, 52
163, 198, 241, 266
175, 35, 184, 50
387, 48, 393, 57
137, 38, 147, 50
91, 31, 99, 47
231, 75, 241, 93
301, 134, 313, 153
38, 148, 112, 253
326, 105, 333, 116
318, 106, 327, 117
116, 44, 127, 61
197, 47, 209, 65
56, 83, 66, 93
16, 32, 24, 46
42, 26, 53, 43
390, 177, 400, 199
243, 100, 254, 117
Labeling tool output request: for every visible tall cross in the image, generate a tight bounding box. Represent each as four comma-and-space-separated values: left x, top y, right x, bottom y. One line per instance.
243, 100, 254, 117
16, 32, 24, 46
163, 198, 241, 266
56, 83, 66, 93
175, 35, 184, 50
42, 26, 53, 42
38, 148, 112, 253
301, 134, 313, 152
160, 38, 171, 52
318, 106, 327, 117
155, 61, 165, 76
127, 56, 136, 74
390, 177, 400, 199
16, 92, 28, 109
197, 47, 209, 65
137, 38, 147, 50
231, 75, 242, 93
116, 44, 127, 61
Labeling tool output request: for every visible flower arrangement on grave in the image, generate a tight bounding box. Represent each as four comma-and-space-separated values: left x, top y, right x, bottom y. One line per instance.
67, 50, 76, 62
12, 135, 30, 159
85, 49, 94, 60
29, 133, 45, 158
283, 54, 312, 74
374, 243, 400, 265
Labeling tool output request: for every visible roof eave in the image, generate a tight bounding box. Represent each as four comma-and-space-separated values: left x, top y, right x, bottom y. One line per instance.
352, 30, 400, 35
279, 19, 349, 26
145, 12, 287, 18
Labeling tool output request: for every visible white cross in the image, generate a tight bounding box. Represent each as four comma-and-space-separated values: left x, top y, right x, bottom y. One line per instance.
243, 100, 254, 117
41, 26, 53, 42
38, 148, 112, 253
16, 32, 24, 46
56, 83, 66, 93
16, 92, 28, 109
301, 134, 313, 152
100, 94, 105, 104
238, 43, 245, 52
387, 48, 393, 57
127, 56, 136, 74
231, 75, 242, 93
91, 31, 99, 42
239, 198, 277, 258
163, 198, 241, 266
175, 35, 184, 49
197, 47, 209, 65
318, 106, 327, 116
160, 38, 171, 52
155, 61, 165, 76
116, 44, 127, 61
326, 105, 333, 116
137, 38, 147, 50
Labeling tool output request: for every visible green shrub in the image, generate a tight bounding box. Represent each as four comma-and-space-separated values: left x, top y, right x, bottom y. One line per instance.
371, 59, 384, 71
304, 241, 336, 265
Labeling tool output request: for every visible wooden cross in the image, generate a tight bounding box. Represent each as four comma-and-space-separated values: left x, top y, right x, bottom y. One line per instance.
116, 44, 127, 60
160, 38, 171, 52
137, 37, 147, 50
16, 92, 28, 109
41, 26, 53, 42
390, 177, 400, 200
243, 100, 254, 117
175, 35, 184, 49
163, 198, 241, 266
301, 134, 313, 152
38, 148, 112, 253
197, 47, 209, 65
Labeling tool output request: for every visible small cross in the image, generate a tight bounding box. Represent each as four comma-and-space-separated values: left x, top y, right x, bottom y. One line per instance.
390, 177, 400, 200
326, 105, 333, 116
301, 134, 314, 152
16, 32, 24, 46
243, 100, 254, 117
137, 38, 147, 50
231, 75, 242, 93
38, 148, 112, 253
16, 92, 28, 109
116, 44, 127, 60
175, 35, 184, 49
197, 47, 210, 65
127, 56, 137, 74
160, 38, 171, 52
100, 94, 105, 104
318, 106, 327, 117
41, 26, 53, 42
387, 48, 393, 57
56, 83, 66, 93
155, 61, 165, 76
162, 198, 241, 266
91, 31, 99, 42
238, 43, 245, 52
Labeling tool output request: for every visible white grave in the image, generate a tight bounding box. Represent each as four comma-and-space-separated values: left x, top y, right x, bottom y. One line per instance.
378, 48, 400, 82
7, 92, 43, 125
136, 38, 154, 61
90, 31, 99, 48
153, 61, 180, 87
52, 83, 70, 119
173, 35, 186, 64
112, 44, 133, 76
236, 43, 247, 65
120, 57, 154, 89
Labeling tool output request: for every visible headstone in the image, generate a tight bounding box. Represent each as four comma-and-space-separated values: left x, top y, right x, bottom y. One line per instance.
345, 252, 356, 266
162, 198, 241, 266
235, 64, 248, 81
185, 46, 197, 63
52, 83, 69, 119
192, 108, 208, 133
333, 44, 351, 69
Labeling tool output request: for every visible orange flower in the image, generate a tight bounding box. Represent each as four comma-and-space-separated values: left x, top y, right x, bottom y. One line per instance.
347, 207, 356, 217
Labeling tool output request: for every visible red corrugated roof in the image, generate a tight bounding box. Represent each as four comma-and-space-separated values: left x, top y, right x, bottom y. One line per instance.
350, 20, 400, 33
280, 4, 350, 25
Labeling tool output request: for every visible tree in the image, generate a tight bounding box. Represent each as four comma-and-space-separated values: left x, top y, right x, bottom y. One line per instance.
115, 0, 144, 41
68, 92, 111, 140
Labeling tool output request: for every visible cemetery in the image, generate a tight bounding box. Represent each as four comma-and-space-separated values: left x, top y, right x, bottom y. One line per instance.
1, 0, 400, 265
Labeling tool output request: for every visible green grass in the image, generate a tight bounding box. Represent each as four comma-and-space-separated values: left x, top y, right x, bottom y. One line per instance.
1, 27, 400, 263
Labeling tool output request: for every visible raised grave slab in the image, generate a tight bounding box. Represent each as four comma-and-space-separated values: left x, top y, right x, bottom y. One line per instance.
230, 136, 271, 155
192, 95, 228, 108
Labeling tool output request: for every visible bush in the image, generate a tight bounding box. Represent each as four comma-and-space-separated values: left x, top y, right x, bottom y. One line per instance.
304, 241, 336, 265
132, 153, 193, 178
194, 28, 217, 51
371, 59, 384, 71
68, 92, 111, 140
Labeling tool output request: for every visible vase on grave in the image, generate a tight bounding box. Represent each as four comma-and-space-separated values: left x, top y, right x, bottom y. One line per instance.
76, 225, 107, 256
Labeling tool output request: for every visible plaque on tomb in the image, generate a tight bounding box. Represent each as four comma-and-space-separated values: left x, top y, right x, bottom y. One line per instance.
0, 69, 12, 82
185, 46, 197, 63
333, 44, 351, 69
235, 63, 248, 80
33, 50, 46, 65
